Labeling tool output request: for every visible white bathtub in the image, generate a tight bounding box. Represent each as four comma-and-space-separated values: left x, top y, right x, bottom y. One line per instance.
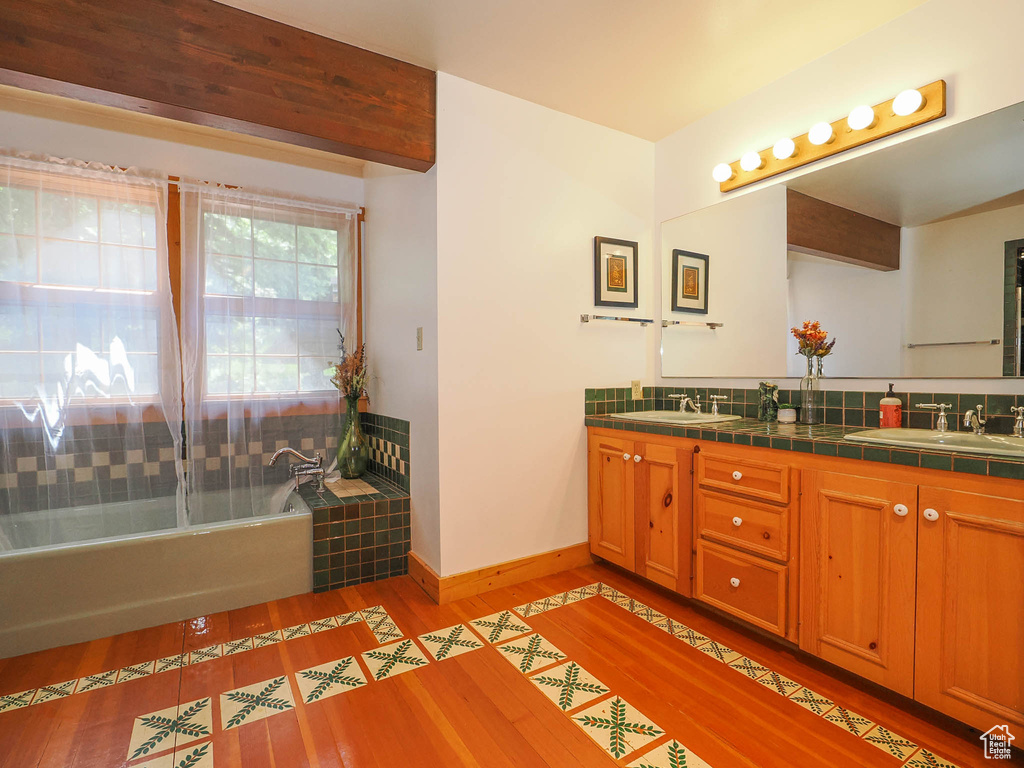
0, 489, 312, 658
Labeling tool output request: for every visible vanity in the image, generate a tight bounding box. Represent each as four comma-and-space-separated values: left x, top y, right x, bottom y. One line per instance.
586, 411, 1024, 733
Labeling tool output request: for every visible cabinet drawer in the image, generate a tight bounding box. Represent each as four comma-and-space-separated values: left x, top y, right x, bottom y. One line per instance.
695, 540, 787, 637
697, 452, 789, 504
696, 490, 788, 560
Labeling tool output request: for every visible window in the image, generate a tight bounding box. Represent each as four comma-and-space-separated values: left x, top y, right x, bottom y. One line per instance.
0, 166, 167, 400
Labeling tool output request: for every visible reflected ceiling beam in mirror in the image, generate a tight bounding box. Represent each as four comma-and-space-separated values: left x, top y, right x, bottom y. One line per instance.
718, 80, 945, 193
787, 190, 900, 271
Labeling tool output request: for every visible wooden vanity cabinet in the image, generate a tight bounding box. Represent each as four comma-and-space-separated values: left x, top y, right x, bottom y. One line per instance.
587, 433, 635, 570
914, 487, 1024, 731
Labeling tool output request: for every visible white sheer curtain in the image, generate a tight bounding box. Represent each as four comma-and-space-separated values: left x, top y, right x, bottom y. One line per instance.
179, 182, 359, 524
0, 153, 183, 550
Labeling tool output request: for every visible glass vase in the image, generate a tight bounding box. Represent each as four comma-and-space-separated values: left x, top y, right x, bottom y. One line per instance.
799, 356, 823, 425
337, 394, 369, 479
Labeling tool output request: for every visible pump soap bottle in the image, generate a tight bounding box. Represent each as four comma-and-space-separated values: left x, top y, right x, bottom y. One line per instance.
879, 383, 903, 428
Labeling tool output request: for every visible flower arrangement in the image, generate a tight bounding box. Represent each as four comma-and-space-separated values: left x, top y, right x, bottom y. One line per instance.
791, 320, 836, 359
328, 331, 368, 401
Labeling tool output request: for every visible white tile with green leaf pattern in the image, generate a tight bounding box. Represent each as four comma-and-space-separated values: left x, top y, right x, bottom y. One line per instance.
418, 624, 483, 661
127, 697, 212, 761
131, 741, 213, 768
295, 656, 367, 703
469, 611, 532, 644
496, 633, 566, 674
628, 739, 713, 768
220, 677, 295, 730
361, 638, 430, 681
529, 661, 609, 712
572, 696, 664, 760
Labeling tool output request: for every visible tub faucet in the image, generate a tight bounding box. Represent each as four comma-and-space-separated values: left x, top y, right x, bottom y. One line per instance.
269, 447, 325, 492
963, 405, 986, 435
1011, 406, 1024, 438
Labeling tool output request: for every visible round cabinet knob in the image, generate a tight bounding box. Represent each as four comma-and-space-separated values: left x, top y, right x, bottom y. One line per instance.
732, 470, 743, 481
623, 453, 631, 461
634, 454, 642, 463
923, 508, 940, 522
732, 516, 743, 527
894, 504, 909, 517
729, 577, 741, 588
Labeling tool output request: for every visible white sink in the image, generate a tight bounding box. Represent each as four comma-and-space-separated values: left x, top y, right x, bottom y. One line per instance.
607, 410, 742, 425
845, 428, 1024, 458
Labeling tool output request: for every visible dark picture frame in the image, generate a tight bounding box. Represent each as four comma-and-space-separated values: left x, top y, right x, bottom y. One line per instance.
593, 236, 639, 308
671, 249, 709, 314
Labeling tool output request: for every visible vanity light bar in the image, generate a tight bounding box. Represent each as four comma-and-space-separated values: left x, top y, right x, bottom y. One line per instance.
714, 80, 946, 193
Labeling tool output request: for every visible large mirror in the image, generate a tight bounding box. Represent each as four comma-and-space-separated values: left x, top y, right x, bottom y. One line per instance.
661, 100, 1024, 379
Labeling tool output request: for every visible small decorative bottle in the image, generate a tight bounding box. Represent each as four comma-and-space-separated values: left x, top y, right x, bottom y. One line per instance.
799, 355, 823, 424
338, 393, 369, 478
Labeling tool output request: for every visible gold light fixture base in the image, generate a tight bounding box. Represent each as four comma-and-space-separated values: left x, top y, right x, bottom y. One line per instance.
719, 80, 946, 192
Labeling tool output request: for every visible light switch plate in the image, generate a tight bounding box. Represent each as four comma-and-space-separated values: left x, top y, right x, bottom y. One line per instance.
416, 327, 423, 351
631, 380, 642, 400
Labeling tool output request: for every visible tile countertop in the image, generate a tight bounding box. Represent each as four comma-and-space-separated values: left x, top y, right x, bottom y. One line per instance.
298, 471, 409, 511
585, 414, 1024, 480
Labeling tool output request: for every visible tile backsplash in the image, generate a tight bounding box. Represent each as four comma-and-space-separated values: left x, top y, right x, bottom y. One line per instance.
585, 387, 1024, 434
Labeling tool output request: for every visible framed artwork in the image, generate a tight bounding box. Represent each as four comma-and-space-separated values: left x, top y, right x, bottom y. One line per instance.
671, 249, 709, 314
593, 236, 638, 308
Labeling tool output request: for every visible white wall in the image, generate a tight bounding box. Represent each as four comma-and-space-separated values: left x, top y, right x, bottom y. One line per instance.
434, 74, 655, 576
363, 164, 442, 571
902, 202, 1023, 376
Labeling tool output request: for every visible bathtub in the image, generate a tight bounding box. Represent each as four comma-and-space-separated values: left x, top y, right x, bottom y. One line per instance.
0, 489, 312, 659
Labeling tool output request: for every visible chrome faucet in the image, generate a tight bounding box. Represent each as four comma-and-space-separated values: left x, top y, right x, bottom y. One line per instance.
269, 447, 325, 492
709, 395, 729, 416
963, 405, 987, 435
1011, 406, 1024, 438
917, 403, 952, 433
669, 393, 702, 413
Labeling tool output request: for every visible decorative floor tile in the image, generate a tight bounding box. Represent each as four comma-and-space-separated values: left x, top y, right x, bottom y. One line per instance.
469, 611, 533, 644
31, 680, 77, 704
75, 671, 118, 693
822, 705, 875, 737
631, 605, 667, 625
283, 623, 311, 641
252, 630, 283, 649
117, 661, 156, 683
904, 748, 962, 768
335, 610, 363, 627
514, 597, 561, 617
863, 725, 918, 760
496, 633, 566, 674
628, 739, 712, 768
127, 697, 212, 761
651, 616, 684, 634
189, 645, 222, 665
155, 653, 189, 673
361, 639, 430, 681
756, 670, 801, 697
0, 690, 35, 712
551, 590, 583, 606
222, 638, 253, 656
418, 624, 483, 661
607, 592, 634, 608
220, 677, 295, 730
309, 616, 340, 633
674, 627, 711, 647
788, 687, 835, 715
366, 616, 403, 643
529, 661, 609, 712
566, 585, 599, 601
696, 641, 741, 664
295, 656, 368, 703
572, 696, 664, 759
728, 656, 770, 680
132, 741, 213, 768
360, 605, 388, 621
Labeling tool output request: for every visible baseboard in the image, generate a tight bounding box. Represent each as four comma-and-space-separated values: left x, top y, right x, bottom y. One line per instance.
407, 543, 595, 604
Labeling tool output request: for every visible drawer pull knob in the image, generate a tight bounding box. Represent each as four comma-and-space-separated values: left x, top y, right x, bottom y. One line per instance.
634, 454, 642, 463
923, 508, 940, 522
894, 503, 909, 517
732, 470, 743, 481
623, 453, 631, 461
762, 532, 771, 540
729, 577, 741, 588
732, 516, 743, 527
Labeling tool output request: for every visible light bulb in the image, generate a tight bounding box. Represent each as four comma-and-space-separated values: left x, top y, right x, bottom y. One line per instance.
740, 151, 764, 172
847, 105, 876, 131
893, 89, 924, 116
712, 163, 734, 183
808, 122, 835, 146
772, 137, 796, 160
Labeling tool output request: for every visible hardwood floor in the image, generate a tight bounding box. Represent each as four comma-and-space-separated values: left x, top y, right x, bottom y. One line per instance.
0, 563, 1018, 767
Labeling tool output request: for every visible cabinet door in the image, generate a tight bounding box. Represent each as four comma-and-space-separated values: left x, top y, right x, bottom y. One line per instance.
915, 487, 1024, 731
800, 471, 918, 696
587, 433, 635, 569
634, 442, 692, 595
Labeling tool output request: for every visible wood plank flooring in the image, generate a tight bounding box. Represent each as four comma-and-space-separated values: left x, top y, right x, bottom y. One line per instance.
0, 563, 1018, 768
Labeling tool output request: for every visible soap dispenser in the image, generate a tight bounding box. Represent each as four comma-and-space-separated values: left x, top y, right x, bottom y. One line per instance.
879, 383, 903, 428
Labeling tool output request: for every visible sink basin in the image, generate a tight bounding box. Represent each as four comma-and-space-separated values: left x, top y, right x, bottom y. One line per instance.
845, 428, 1024, 458
607, 410, 742, 425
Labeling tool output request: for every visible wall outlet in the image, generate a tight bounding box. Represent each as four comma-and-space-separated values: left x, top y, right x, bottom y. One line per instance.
416, 327, 423, 351
631, 380, 642, 400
